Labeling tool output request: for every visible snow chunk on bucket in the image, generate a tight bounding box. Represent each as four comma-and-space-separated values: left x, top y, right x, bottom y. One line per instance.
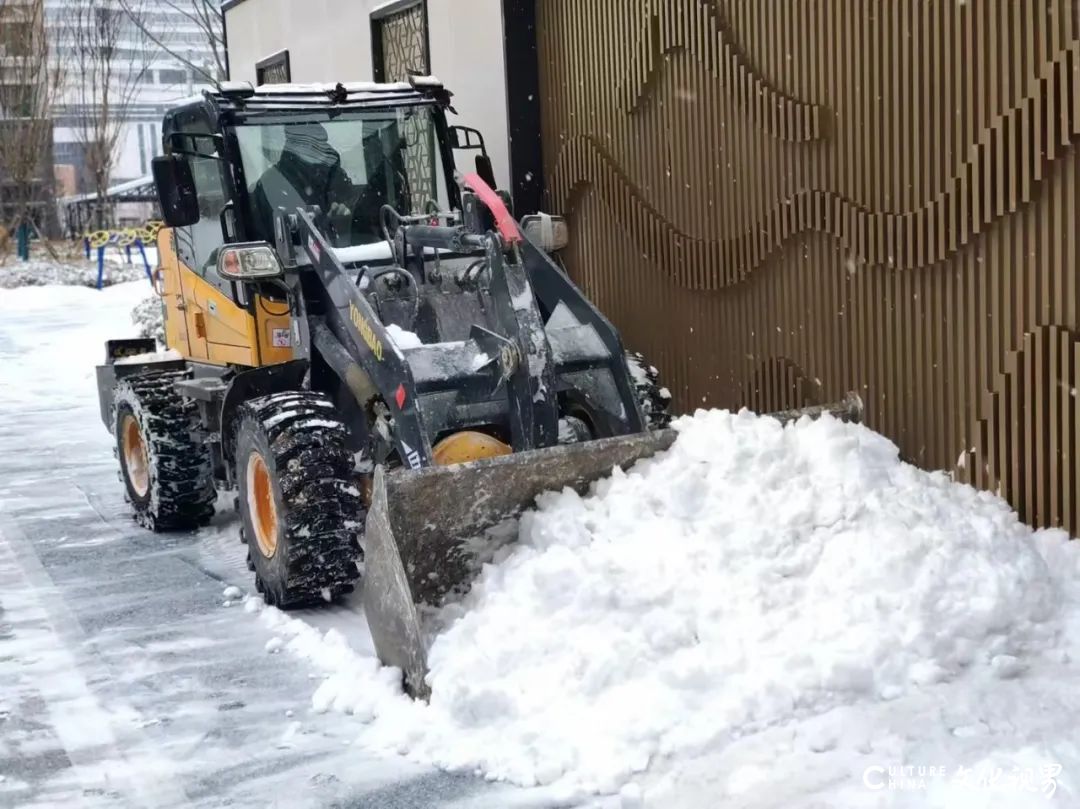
386, 323, 423, 349
369, 410, 1067, 791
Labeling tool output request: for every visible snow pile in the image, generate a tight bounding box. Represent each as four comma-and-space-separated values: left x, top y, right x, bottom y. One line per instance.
355, 411, 1065, 791
0, 258, 145, 289
248, 596, 405, 721
131, 295, 165, 345
254, 409, 1080, 801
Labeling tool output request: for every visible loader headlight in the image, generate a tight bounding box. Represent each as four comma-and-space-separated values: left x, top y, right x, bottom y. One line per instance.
218, 243, 284, 281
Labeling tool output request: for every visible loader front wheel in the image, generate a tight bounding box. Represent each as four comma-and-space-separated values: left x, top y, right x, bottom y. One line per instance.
113, 371, 216, 532
235, 392, 363, 608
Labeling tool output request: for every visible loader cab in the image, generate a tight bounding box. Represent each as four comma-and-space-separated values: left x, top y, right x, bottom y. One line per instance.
153, 80, 470, 366
156, 81, 498, 275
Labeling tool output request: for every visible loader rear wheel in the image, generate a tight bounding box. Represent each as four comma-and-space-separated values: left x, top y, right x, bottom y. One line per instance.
113, 371, 216, 532
234, 391, 363, 609
625, 351, 673, 428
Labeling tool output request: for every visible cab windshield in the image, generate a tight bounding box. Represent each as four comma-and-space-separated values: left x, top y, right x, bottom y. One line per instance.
235, 106, 446, 249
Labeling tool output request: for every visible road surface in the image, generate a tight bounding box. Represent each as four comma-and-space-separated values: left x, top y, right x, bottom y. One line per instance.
0, 283, 547, 809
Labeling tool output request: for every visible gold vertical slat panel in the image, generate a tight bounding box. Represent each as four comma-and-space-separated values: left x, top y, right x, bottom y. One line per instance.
536, 0, 1080, 538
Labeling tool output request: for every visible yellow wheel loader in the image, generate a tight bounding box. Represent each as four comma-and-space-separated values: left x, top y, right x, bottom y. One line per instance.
95, 78, 861, 697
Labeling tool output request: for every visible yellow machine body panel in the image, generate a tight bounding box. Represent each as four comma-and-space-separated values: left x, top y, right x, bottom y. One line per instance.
253, 298, 295, 367
159, 229, 190, 353
156, 228, 293, 368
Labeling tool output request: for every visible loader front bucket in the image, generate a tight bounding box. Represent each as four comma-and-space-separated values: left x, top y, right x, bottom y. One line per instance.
362, 393, 864, 698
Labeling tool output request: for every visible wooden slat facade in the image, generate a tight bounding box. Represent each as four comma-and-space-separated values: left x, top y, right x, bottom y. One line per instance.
536, 0, 1080, 535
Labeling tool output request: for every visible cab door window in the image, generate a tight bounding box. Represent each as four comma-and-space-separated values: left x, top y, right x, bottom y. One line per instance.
174, 132, 228, 277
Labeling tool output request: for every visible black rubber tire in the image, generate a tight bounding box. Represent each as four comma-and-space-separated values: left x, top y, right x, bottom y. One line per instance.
234, 391, 363, 609
113, 371, 216, 532
625, 351, 673, 428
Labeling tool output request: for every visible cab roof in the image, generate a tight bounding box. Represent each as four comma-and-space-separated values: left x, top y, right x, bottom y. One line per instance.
162, 76, 453, 142
212, 77, 451, 112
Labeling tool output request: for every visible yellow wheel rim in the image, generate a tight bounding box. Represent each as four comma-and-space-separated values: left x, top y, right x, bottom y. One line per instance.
432, 431, 513, 466
246, 452, 279, 558
121, 414, 150, 498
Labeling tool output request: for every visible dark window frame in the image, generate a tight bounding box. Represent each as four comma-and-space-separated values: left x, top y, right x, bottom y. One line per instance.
370, 0, 430, 82
501, 0, 543, 216
255, 49, 291, 86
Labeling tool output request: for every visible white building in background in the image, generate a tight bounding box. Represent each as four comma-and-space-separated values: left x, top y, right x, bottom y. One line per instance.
49, 0, 220, 227
223, 0, 513, 192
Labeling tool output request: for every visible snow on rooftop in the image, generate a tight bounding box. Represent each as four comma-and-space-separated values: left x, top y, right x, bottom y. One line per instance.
408, 74, 443, 88
102, 175, 156, 195
252, 81, 415, 95
59, 174, 156, 205
247, 409, 1080, 803
217, 80, 252, 94
171, 91, 209, 107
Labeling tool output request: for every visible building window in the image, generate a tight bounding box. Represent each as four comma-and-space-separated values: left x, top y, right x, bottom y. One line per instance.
255, 50, 290, 85
371, 0, 429, 82
371, 1, 432, 214
158, 68, 188, 86
0, 83, 34, 117
0, 22, 31, 58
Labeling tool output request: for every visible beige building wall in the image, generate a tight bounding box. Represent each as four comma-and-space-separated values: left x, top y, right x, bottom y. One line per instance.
224, 0, 511, 189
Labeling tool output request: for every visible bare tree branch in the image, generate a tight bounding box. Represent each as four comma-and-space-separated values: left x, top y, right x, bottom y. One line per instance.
119, 0, 225, 85
0, 0, 65, 255
161, 0, 225, 81
56, 0, 155, 229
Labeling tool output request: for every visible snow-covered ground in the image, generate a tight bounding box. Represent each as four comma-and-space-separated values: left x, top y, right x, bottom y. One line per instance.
1, 280, 1079, 808
0, 282, 524, 808
0, 253, 149, 290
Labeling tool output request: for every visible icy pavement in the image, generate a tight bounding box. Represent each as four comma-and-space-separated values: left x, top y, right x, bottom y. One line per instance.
2, 281, 1080, 809
0, 283, 527, 808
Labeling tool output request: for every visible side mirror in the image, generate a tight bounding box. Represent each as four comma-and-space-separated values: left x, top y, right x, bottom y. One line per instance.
152, 155, 199, 228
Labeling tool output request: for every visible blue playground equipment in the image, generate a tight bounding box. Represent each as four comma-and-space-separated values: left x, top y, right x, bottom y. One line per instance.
16, 223, 31, 261
83, 223, 162, 289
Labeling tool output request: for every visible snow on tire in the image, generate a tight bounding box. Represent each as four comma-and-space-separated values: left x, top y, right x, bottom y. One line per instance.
625, 351, 673, 428
113, 371, 216, 532
234, 391, 363, 609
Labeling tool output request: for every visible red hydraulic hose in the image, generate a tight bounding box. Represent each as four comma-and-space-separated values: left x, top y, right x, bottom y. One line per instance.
462, 172, 523, 245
